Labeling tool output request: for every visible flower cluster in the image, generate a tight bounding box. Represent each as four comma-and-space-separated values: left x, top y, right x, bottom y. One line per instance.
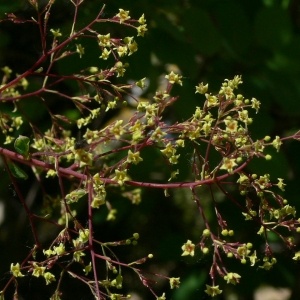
2, 2, 300, 300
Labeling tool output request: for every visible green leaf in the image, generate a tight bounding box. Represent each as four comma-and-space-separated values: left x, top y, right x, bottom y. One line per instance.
7, 161, 28, 180
14, 135, 30, 159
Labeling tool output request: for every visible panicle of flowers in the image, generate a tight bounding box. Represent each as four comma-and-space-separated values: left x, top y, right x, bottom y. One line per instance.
2, 0, 300, 298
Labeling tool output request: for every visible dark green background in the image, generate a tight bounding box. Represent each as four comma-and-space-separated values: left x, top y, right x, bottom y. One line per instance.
1, 0, 300, 299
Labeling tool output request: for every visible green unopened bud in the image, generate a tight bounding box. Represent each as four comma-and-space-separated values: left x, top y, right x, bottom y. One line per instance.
221, 229, 228, 236
202, 247, 209, 254
203, 229, 211, 237
236, 157, 242, 163
246, 243, 253, 249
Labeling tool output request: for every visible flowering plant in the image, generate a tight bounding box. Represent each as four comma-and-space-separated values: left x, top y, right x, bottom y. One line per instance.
1, 1, 300, 299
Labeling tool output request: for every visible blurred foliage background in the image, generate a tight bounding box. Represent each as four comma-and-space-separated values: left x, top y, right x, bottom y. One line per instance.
1, 0, 300, 299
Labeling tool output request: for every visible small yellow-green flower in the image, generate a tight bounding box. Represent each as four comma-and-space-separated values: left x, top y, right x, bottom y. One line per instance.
106, 209, 118, 221
10, 263, 24, 277
91, 196, 105, 208
44, 272, 56, 285
156, 293, 166, 300
32, 262, 46, 277
219, 84, 234, 99
251, 97, 261, 113
136, 77, 146, 89
46, 169, 57, 178
2, 66, 12, 78
65, 189, 87, 204
169, 277, 180, 289
128, 40, 138, 55
4, 135, 15, 144
116, 45, 127, 57
293, 251, 300, 261
116, 9, 130, 23
137, 24, 148, 37
78, 229, 89, 244
176, 139, 185, 147
90, 108, 101, 119
50, 28, 62, 37
127, 150, 143, 165
105, 100, 117, 111
74, 149, 93, 167
138, 14, 146, 24
43, 249, 56, 258
225, 119, 238, 133
112, 169, 129, 186
153, 91, 169, 102
76, 44, 84, 58
204, 285, 222, 297
149, 127, 166, 142
272, 136, 282, 152
220, 158, 237, 174
255, 174, 270, 189
53, 243, 65, 255
20, 77, 29, 90
83, 262, 92, 275
165, 71, 182, 86
168, 169, 179, 181
237, 244, 250, 257
224, 272, 241, 285
181, 240, 195, 257
115, 61, 126, 77
169, 154, 180, 164
98, 33, 111, 47
195, 82, 208, 94
205, 93, 219, 107
12, 116, 23, 130
277, 178, 286, 191
249, 250, 258, 266
99, 48, 111, 60
74, 250, 86, 262
238, 110, 250, 123
161, 142, 176, 158
259, 257, 277, 270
